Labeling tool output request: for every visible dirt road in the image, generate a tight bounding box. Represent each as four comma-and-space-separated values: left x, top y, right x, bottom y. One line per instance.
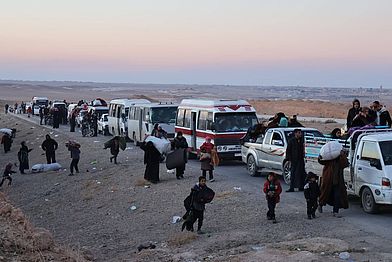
1, 112, 392, 261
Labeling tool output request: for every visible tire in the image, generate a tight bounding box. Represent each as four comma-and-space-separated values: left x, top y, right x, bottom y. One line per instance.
282, 161, 291, 185
361, 187, 379, 214
247, 155, 258, 177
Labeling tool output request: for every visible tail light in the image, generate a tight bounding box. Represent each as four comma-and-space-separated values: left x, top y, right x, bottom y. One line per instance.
382, 177, 391, 187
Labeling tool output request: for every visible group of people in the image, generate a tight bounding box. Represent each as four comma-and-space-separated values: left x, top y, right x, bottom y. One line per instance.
347, 99, 391, 130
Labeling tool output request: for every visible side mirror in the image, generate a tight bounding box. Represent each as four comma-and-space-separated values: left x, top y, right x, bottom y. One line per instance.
369, 159, 382, 170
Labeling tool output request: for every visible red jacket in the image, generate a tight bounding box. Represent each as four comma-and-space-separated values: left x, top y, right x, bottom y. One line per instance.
200, 142, 214, 153
263, 179, 282, 203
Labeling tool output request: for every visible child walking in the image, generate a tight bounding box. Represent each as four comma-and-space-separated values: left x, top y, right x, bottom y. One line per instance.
304, 172, 321, 219
263, 172, 282, 223
1, 163, 16, 188
66, 141, 81, 176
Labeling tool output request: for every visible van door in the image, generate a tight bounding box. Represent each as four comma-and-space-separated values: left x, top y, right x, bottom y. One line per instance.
355, 141, 383, 191
191, 111, 197, 150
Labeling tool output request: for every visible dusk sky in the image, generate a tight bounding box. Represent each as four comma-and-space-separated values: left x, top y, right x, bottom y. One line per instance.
1, 0, 391, 87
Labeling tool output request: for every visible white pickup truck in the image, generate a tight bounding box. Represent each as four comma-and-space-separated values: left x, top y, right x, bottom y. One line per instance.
241, 127, 324, 183
242, 127, 392, 213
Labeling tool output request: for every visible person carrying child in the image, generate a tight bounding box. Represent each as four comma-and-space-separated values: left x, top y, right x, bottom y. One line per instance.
263, 172, 282, 223
304, 172, 321, 219
0, 163, 16, 188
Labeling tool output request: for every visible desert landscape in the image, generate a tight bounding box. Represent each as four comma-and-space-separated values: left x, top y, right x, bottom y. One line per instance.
1, 83, 392, 261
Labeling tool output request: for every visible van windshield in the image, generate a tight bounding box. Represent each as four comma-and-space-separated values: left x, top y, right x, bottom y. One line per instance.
151, 107, 177, 124
379, 141, 392, 165
214, 112, 258, 132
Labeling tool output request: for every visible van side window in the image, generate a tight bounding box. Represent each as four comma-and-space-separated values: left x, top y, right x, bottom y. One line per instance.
184, 110, 191, 128
198, 111, 208, 130
206, 112, 213, 130
129, 107, 134, 120
361, 142, 380, 161
135, 108, 140, 121
176, 109, 185, 126
264, 130, 273, 145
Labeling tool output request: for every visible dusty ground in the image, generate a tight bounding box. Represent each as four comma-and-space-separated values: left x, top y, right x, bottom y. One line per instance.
1, 102, 392, 261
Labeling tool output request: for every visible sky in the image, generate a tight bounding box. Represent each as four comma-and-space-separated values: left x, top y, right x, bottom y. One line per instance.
1, 0, 392, 87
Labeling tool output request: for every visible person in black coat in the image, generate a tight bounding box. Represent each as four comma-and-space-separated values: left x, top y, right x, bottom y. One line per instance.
288, 115, 304, 127
304, 172, 320, 219
41, 134, 58, 164
52, 108, 60, 128
18, 141, 32, 174
346, 99, 361, 128
285, 129, 305, 192
140, 141, 161, 183
171, 131, 188, 179
1, 133, 12, 153
39, 107, 44, 125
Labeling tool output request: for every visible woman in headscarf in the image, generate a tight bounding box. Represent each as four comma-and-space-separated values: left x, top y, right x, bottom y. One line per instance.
172, 131, 189, 179
18, 141, 32, 174
200, 137, 215, 182
346, 99, 361, 129
140, 141, 161, 183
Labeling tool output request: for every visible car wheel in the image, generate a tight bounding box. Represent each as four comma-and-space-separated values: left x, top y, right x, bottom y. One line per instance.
247, 155, 258, 177
283, 161, 291, 185
361, 187, 379, 214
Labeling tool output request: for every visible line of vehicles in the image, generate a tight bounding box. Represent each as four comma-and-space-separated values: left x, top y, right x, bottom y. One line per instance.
29, 96, 392, 213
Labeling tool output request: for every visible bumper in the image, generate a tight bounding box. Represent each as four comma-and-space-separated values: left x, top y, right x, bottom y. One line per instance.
218, 151, 242, 160
375, 189, 392, 205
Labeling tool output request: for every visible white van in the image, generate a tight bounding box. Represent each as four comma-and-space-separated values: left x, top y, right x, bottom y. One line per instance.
108, 99, 150, 137
175, 99, 258, 159
128, 102, 178, 144
32, 97, 49, 115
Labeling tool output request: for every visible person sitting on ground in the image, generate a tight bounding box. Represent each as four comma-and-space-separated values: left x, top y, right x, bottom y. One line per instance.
346, 99, 361, 129
263, 172, 282, 224
372, 101, 392, 127
304, 172, 321, 220
0, 163, 16, 188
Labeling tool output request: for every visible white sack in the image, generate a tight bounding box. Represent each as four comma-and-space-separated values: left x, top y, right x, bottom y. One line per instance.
319, 141, 343, 161
0, 128, 12, 136
145, 136, 171, 155
32, 163, 62, 173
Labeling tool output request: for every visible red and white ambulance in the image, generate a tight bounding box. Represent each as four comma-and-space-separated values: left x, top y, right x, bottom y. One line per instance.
175, 99, 258, 159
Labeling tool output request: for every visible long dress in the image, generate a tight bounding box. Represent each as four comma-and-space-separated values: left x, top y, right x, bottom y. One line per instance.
141, 142, 161, 183
318, 154, 349, 209
18, 145, 32, 172
286, 137, 306, 189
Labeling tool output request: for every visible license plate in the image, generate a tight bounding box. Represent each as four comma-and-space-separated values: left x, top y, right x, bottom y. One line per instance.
234, 153, 242, 157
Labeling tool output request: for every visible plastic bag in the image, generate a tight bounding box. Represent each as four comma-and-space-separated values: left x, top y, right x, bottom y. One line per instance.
319, 141, 343, 161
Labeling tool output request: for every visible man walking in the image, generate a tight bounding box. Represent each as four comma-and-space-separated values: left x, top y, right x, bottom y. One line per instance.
285, 129, 306, 192
41, 134, 58, 164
